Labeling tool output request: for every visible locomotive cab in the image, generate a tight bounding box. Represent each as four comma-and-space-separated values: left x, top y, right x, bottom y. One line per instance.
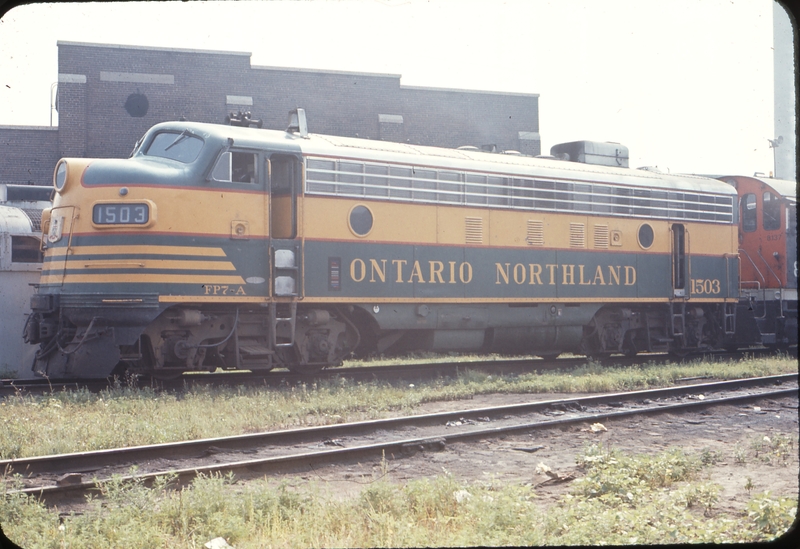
721, 175, 797, 348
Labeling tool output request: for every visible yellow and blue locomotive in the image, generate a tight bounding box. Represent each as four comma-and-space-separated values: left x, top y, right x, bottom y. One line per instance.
26, 110, 740, 378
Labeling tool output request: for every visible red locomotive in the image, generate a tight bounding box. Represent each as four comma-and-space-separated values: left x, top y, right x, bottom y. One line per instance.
721, 175, 797, 349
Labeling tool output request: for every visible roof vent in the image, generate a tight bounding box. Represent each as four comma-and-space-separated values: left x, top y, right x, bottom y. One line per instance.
287, 108, 308, 138
550, 141, 629, 168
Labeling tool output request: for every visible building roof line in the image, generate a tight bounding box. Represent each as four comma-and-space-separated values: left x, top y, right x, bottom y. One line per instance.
0, 125, 58, 131
251, 64, 401, 79
56, 41, 252, 57
400, 84, 539, 98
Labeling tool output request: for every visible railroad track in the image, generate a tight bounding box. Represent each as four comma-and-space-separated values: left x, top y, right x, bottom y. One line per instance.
5, 373, 796, 505
1, 346, 790, 396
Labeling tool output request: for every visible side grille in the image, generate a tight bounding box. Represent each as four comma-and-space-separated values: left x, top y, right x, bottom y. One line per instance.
569, 223, 586, 248
465, 217, 483, 244
526, 220, 544, 246
593, 224, 609, 249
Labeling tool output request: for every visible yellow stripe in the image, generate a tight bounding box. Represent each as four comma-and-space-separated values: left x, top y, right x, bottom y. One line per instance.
159, 296, 269, 303
77, 259, 237, 271
292, 297, 737, 304
40, 274, 246, 285
46, 245, 228, 257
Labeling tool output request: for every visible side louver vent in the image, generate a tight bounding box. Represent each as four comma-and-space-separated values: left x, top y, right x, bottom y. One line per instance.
465, 217, 483, 244
593, 224, 609, 249
569, 223, 586, 248
526, 220, 544, 246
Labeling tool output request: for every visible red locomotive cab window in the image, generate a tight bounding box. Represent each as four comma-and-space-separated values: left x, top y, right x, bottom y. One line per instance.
762, 191, 781, 231
741, 193, 757, 232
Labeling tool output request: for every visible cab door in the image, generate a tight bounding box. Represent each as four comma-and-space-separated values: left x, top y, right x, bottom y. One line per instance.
268, 154, 303, 298
671, 223, 687, 298
267, 154, 303, 350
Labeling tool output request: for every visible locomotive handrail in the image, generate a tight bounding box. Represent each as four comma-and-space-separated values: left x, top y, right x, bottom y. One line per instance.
756, 248, 783, 288
739, 280, 762, 291
738, 248, 766, 286
686, 228, 692, 299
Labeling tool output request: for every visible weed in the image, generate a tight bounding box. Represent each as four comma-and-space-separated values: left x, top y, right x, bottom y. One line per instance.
747, 492, 798, 537
1, 447, 797, 547
675, 482, 721, 516
751, 434, 795, 465
733, 442, 748, 465
700, 447, 720, 466
574, 443, 702, 505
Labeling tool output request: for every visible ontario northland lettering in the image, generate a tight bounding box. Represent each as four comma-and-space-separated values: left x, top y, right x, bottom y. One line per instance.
349, 259, 636, 286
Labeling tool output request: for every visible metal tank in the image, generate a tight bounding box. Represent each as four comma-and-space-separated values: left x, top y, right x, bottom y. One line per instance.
0, 184, 51, 378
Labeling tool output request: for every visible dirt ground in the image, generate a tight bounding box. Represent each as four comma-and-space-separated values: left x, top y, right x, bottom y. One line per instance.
291, 390, 799, 516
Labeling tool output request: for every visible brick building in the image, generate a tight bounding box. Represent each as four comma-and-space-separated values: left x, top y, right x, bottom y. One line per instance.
0, 41, 540, 186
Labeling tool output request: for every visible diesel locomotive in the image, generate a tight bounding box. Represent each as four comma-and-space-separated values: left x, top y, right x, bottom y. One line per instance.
25, 110, 743, 379
720, 174, 797, 349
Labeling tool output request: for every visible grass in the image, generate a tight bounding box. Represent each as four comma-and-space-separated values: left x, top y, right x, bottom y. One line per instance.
0, 354, 795, 459
1, 444, 795, 547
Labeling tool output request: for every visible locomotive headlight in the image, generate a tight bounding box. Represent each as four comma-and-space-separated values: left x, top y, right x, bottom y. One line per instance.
54, 160, 68, 192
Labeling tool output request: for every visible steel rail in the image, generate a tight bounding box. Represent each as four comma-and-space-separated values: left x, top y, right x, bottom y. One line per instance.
3, 373, 795, 477
2, 346, 789, 396
13, 385, 797, 503
5, 374, 796, 502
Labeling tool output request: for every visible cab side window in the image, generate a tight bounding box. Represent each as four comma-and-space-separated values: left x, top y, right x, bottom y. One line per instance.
212, 151, 258, 183
741, 193, 757, 232
762, 191, 781, 231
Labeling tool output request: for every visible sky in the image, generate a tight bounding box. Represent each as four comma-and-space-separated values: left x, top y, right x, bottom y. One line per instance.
0, 0, 792, 176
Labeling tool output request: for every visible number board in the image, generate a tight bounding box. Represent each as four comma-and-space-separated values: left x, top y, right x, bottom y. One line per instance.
92, 203, 150, 225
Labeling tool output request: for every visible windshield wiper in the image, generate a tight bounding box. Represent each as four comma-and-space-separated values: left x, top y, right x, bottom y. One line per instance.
165, 129, 195, 151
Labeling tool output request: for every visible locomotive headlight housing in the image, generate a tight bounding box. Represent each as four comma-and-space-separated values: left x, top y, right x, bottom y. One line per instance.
54, 160, 68, 192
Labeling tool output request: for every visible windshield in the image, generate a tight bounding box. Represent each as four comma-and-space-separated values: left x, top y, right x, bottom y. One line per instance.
143, 130, 204, 163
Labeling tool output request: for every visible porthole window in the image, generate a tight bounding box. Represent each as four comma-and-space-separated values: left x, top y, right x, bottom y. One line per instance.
638, 223, 654, 249
349, 204, 373, 237
54, 160, 67, 192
